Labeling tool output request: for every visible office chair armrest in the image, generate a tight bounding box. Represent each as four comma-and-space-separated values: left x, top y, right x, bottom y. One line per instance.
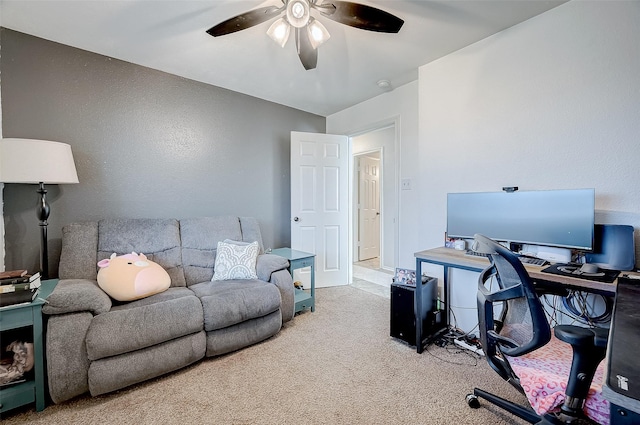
553, 324, 608, 411
554, 325, 602, 347
593, 327, 609, 348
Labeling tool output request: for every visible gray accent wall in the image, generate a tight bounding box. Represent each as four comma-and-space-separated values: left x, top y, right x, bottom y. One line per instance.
0, 28, 325, 276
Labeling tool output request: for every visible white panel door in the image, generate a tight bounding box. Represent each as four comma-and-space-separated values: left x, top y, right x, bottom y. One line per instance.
358, 155, 380, 261
291, 131, 349, 288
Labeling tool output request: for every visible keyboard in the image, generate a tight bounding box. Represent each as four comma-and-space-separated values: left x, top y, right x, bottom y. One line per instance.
464, 250, 548, 267
464, 249, 488, 258
518, 256, 548, 267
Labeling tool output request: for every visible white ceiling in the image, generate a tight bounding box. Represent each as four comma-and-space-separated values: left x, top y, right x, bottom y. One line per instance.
0, 0, 567, 116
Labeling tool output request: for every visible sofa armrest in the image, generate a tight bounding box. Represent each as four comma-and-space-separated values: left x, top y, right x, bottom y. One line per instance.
269, 269, 295, 323
256, 254, 294, 322
256, 254, 289, 282
42, 279, 112, 316
47, 312, 93, 403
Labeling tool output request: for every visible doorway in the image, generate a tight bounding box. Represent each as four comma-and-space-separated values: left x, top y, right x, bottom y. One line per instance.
354, 151, 381, 262
289, 124, 398, 292
350, 124, 396, 294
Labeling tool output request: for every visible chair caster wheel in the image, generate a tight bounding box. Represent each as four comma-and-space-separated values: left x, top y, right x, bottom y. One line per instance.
466, 394, 480, 409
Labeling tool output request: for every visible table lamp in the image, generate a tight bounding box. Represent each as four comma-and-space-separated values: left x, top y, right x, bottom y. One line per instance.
0, 138, 79, 279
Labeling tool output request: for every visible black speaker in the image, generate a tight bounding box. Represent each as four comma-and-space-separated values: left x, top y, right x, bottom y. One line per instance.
390, 276, 444, 346
585, 224, 635, 271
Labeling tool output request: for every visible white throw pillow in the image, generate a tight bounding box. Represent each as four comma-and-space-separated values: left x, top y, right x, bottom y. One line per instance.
212, 240, 259, 281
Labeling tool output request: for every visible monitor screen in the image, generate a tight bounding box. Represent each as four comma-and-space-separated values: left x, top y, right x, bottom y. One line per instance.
446, 189, 595, 250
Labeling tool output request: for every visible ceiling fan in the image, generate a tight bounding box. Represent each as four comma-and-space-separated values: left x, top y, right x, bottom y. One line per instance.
206, 0, 404, 70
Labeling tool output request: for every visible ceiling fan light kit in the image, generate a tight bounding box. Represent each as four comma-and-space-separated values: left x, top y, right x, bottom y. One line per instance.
287, 0, 310, 28
207, 0, 404, 70
307, 18, 330, 49
267, 17, 291, 47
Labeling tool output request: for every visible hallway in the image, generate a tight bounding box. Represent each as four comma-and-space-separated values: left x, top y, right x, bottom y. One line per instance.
352, 257, 393, 298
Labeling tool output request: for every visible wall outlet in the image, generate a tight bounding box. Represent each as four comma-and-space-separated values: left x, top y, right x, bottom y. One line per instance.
401, 179, 412, 190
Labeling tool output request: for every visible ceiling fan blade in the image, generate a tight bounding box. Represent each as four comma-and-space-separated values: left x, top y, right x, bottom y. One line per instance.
296, 27, 317, 70
319, 1, 404, 33
206, 6, 282, 37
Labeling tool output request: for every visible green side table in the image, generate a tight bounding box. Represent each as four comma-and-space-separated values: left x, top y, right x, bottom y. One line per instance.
0, 279, 58, 414
271, 248, 315, 313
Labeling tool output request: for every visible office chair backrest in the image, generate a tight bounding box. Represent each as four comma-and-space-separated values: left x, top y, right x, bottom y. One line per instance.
473, 234, 552, 380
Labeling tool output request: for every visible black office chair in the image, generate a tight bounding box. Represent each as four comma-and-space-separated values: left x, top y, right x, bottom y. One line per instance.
466, 234, 609, 424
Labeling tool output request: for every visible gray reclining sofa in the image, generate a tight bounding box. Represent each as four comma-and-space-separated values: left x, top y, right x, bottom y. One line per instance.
43, 216, 294, 403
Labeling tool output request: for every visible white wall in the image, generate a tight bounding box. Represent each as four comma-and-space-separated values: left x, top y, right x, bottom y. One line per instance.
327, 81, 420, 271
418, 1, 640, 332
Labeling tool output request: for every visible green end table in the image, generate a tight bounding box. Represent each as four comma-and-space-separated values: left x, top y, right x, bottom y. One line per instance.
0, 279, 58, 414
271, 248, 315, 313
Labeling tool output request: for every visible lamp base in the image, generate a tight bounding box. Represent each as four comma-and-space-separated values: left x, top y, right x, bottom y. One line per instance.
37, 182, 50, 280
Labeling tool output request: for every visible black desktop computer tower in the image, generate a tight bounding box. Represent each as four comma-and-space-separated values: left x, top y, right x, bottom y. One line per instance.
390, 276, 444, 346
604, 276, 640, 424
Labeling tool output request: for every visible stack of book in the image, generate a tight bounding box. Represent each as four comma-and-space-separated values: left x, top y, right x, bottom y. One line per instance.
0, 270, 41, 307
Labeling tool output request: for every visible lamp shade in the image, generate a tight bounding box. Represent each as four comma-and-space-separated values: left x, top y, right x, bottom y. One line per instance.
0, 138, 79, 184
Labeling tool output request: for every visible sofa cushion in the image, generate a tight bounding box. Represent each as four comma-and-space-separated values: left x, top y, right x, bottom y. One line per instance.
238, 217, 265, 254
59, 222, 99, 280
180, 216, 243, 286
212, 240, 259, 281
205, 311, 282, 357
180, 217, 267, 286
97, 219, 185, 287
86, 288, 203, 361
88, 331, 206, 396
190, 280, 281, 331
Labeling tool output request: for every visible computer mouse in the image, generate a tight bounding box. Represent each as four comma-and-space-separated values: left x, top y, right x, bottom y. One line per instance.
580, 263, 600, 274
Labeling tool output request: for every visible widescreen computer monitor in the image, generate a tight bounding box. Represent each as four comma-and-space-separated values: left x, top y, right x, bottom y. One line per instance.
446, 189, 595, 251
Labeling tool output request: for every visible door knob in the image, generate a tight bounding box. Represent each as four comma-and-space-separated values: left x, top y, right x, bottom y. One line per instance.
376, 212, 380, 216
293, 217, 300, 222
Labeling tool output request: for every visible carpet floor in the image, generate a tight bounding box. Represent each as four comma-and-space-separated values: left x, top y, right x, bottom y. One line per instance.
1, 285, 530, 424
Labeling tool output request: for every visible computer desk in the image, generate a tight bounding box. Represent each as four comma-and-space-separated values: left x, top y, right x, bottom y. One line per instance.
414, 247, 628, 354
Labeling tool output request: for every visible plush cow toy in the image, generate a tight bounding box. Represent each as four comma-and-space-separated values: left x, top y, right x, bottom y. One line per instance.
97, 252, 171, 301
